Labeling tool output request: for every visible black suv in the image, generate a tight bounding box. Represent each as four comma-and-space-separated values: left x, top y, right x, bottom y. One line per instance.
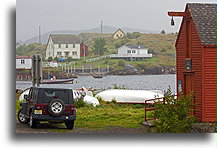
18, 87, 76, 129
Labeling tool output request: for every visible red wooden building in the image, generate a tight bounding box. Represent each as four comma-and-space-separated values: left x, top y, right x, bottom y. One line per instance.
80, 42, 88, 57
168, 3, 216, 122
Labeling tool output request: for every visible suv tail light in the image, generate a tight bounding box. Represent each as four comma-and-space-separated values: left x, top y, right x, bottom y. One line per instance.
64, 105, 75, 115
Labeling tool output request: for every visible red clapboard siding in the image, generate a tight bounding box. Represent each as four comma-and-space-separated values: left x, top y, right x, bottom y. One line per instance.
203, 47, 216, 122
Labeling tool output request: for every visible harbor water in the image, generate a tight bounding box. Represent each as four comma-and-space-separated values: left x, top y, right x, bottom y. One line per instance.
16, 74, 176, 93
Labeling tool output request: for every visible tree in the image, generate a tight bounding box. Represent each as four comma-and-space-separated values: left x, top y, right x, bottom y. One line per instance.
153, 88, 195, 133
67, 57, 73, 62
161, 30, 166, 34
92, 38, 107, 56
54, 57, 59, 62
47, 57, 53, 62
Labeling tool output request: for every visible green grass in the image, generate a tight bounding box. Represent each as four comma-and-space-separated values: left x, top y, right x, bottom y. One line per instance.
75, 103, 153, 130
16, 92, 154, 130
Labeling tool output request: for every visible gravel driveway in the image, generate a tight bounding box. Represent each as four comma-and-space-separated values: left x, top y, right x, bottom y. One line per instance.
16, 120, 151, 134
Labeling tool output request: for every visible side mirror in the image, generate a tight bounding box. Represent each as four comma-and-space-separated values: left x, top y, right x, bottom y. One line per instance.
24, 94, 28, 101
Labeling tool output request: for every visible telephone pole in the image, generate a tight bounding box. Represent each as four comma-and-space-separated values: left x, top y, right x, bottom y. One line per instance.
100, 21, 103, 34
39, 26, 41, 43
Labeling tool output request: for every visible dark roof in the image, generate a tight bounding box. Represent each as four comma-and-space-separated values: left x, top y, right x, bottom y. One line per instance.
125, 44, 147, 49
112, 29, 125, 36
49, 34, 80, 44
187, 3, 216, 45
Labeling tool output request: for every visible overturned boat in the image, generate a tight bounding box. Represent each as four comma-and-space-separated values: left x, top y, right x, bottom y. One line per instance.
95, 89, 164, 104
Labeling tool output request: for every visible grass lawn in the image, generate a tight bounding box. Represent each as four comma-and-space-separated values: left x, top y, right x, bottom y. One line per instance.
74, 102, 154, 130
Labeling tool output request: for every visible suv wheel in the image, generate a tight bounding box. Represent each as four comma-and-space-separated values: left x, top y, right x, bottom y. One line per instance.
18, 109, 29, 124
48, 99, 65, 116
29, 112, 39, 128
65, 120, 74, 129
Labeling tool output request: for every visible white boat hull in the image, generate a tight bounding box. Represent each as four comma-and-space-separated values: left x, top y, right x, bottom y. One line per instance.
95, 89, 164, 103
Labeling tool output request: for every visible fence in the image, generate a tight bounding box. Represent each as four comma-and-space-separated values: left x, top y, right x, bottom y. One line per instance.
16, 75, 32, 81
62, 65, 110, 74
85, 55, 109, 63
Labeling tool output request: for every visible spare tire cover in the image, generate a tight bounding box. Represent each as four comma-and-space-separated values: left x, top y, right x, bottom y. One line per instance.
48, 99, 65, 116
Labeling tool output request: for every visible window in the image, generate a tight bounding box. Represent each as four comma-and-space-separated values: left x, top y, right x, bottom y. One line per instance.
66, 44, 68, 48
59, 44, 61, 48
64, 52, 69, 56
42, 89, 69, 103
116, 34, 119, 38
21, 59, 25, 64
127, 50, 131, 54
57, 52, 62, 56
73, 44, 75, 48
72, 51, 77, 55
132, 50, 136, 53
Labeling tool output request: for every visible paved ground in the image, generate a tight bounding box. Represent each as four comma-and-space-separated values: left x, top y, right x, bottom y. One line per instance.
16, 120, 151, 134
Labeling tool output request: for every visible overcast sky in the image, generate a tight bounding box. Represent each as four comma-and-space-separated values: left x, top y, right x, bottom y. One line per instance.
16, 0, 215, 41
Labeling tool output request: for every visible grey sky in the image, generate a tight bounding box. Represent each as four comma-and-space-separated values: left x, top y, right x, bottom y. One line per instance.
16, 0, 215, 41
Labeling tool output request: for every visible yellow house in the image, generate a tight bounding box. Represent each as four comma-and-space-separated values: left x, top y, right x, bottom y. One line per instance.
112, 29, 125, 39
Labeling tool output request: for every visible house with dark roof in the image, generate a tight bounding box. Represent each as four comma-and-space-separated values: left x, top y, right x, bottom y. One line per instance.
110, 44, 152, 61
112, 29, 125, 39
168, 3, 217, 122
46, 34, 88, 59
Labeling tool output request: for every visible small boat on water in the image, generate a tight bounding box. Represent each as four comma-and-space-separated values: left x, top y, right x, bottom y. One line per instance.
95, 89, 164, 104
92, 73, 103, 78
42, 78, 74, 84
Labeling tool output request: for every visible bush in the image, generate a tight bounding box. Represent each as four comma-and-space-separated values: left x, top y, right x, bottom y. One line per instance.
47, 57, 53, 62
153, 88, 195, 133
74, 99, 90, 108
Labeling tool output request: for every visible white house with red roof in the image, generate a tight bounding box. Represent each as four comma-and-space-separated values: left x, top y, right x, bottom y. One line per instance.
16, 56, 32, 69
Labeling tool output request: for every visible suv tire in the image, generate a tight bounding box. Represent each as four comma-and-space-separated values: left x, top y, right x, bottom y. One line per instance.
48, 99, 65, 116
18, 109, 29, 124
29, 111, 39, 128
65, 120, 74, 129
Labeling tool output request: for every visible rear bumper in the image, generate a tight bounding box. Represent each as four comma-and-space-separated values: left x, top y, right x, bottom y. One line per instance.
32, 114, 76, 121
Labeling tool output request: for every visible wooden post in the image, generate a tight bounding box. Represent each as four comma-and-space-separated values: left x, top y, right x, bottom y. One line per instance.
82, 65, 84, 73
98, 66, 100, 73
90, 66, 92, 73
144, 101, 147, 122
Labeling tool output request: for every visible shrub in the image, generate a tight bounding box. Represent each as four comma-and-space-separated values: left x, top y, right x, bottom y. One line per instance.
153, 88, 195, 133
74, 99, 91, 108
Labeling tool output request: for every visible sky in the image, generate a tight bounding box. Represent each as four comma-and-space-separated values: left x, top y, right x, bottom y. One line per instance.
16, 0, 215, 41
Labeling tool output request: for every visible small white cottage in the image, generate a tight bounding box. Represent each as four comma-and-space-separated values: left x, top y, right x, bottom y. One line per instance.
16, 56, 32, 69
110, 45, 152, 61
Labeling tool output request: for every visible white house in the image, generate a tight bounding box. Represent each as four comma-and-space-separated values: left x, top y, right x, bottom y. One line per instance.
16, 56, 32, 69
46, 34, 84, 60
110, 45, 152, 61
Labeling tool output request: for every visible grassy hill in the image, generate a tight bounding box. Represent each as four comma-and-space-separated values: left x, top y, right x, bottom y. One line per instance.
16, 33, 177, 74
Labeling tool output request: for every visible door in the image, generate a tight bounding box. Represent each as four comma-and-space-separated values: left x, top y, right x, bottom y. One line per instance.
184, 74, 194, 95
184, 74, 195, 115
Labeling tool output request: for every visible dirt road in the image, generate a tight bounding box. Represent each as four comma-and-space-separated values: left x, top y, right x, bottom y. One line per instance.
16, 120, 151, 134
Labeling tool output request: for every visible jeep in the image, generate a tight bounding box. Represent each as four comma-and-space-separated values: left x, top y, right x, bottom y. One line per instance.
17, 87, 76, 129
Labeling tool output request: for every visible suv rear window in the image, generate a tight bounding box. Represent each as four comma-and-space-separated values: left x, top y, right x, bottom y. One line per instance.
42, 89, 69, 103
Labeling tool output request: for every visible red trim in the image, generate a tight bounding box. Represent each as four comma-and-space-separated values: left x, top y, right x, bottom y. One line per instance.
16, 56, 31, 59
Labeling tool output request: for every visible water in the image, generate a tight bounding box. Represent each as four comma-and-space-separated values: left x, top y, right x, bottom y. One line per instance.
16, 74, 176, 93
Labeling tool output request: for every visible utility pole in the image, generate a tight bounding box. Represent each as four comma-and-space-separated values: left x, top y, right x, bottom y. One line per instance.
100, 21, 103, 34
39, 26, 41, 43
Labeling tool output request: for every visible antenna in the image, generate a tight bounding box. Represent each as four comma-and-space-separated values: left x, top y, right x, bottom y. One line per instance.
39, 26, 41, 43
100, 21, 103, 34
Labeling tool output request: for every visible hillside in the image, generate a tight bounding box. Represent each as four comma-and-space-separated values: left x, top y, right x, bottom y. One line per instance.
18, 26, 160, 44
16, 33, 177, 74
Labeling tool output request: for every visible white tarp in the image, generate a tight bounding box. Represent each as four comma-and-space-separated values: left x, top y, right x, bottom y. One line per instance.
95, 89, 164, 103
